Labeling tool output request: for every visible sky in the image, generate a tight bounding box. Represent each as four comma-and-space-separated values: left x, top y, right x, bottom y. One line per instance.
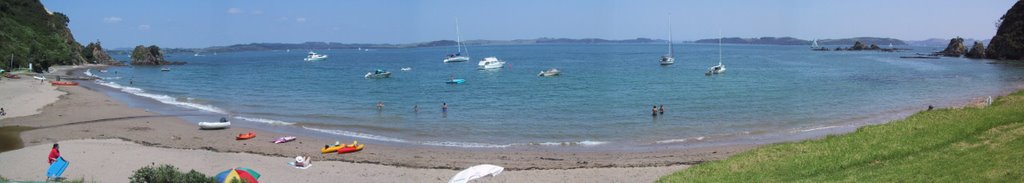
41, 0, 1017, 48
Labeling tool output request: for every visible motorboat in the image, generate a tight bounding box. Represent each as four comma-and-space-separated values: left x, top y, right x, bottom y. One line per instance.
538, 68, 561, 77
443, 19, 471, 63
477, 57, 505, 69
198, 117, 231, 130
304, 51, 328, 61
364, 69, 391, 79
160, 67, 170, 72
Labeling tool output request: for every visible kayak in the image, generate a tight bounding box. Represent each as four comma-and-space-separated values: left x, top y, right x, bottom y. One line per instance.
320, 145, 345, 154
50, 81, 78, 86
337, 144, 365, 154
236, 132, 256, 140
446, 79, 465, 84
273, 136, 296, 144
198, 121, 230, 130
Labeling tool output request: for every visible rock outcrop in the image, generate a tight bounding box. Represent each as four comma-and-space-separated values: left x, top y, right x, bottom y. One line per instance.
850, 41, 868, 50
131, 45, 185, 65
938, 37, 967, 57
84, 41, 119, 65
986, 0, 1024, 60
966, 41, 987, 59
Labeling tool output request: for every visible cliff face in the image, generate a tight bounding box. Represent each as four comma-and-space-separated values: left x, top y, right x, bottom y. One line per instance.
0, 0, 89, 72
966, 41, 987, 59
131, 45, 185, 65
939, 37, 967, 57
84, 41, 117, 65
986, 0, 1024, 60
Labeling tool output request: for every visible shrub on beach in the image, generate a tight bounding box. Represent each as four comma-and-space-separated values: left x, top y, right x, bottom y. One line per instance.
129, 164, 217, 183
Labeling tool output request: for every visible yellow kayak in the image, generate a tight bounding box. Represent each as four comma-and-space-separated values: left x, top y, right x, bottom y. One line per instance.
321, 144, 345, 153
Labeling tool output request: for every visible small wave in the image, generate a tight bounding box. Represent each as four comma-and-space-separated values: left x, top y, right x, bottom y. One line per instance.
302, 126, 408, 143
530, 140, 608, 146
95, 81, 227, 114
794, 125, 842, 133
234, 116, 295, 125
655, 136, 706, 144
84, 69, 95, 77
422, 141, 512, 148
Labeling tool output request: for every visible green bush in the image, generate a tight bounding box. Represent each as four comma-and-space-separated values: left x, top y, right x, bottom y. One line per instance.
128, 164, 216, 183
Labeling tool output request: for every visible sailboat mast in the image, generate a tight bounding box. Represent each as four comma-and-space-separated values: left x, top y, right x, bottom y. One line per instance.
455, 18, 462, 53
668, 13, 674, 58
718, 33, 722, 65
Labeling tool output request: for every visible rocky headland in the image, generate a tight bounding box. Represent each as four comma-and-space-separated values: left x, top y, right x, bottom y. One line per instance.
130, 45, 185, 65
985, 0, 1024, 60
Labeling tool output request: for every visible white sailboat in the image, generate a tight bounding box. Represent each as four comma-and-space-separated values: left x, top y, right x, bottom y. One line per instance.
444, 18, 470, 63
811, 39, 820, 48
706, 34, 726, 75
660, 14, 675, 65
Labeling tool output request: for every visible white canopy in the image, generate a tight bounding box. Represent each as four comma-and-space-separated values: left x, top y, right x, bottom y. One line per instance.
448, 164, 504, 183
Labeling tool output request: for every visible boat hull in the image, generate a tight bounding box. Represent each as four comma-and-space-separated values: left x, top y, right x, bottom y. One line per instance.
444, 56, 469, 63
198, 121, 230, 130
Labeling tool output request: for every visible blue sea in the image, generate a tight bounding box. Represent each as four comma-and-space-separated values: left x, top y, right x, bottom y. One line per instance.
84, 44, 1024, 149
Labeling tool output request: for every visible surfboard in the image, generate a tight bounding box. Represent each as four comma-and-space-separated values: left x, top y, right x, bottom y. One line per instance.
47, 157, 68, 179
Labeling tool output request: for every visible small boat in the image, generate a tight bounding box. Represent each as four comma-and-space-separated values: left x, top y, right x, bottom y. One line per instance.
401, 67, 412, 71
33, 76, 46, 80
50, 81, 79, 86
303, 51, 328, 61
3, 74, 20, 79
273, 136, 297, 144
337, 143, 365, 154
706, 35, 726, 76
446, 79, 466, 84
538, 68, 561, 77
193, 53, 203, 57
197, 121, 230, 130
160, 67, 170, 72
364, 69, 392, 79
236, 132, 256, 140
443, 18, 471, 63
660, 14, 675, 65
477, 57, 505, 69
321, 144, 345, 153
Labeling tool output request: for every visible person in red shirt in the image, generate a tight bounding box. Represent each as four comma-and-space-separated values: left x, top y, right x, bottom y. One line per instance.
48, 143, 60, 164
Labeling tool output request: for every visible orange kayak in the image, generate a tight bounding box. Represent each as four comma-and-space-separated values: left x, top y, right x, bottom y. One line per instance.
236, 132, 256, 140
50, 81, 79, 86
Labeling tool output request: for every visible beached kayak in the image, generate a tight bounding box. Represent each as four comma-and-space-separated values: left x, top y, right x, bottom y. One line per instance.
337, 144, 365, 154
50, 81, 79, 86
198, 121, 230, 130
320, 145, 345, 153
236, 132, 255, 140
273, 136, 296, 144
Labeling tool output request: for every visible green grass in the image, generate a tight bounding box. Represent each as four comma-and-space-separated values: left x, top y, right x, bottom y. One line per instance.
659, 90, 1024, 182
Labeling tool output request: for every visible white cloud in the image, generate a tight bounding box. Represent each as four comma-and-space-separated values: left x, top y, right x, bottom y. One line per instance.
138, 25, 151, 31
227, 8, 243, 14
102, 17, 122, 23
295, 17, 307, 23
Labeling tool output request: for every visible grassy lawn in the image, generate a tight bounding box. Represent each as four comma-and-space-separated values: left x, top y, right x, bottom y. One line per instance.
659, 90, 1024, 182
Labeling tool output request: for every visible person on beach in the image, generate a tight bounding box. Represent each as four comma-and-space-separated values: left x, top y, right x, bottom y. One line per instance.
659, 105, 665, 115
48, 143, 60, 164
376, 101, 385, 110
1, 108, 5, 116
442, 103, 448, 113
652, 106, 658, 116
928, 105, 934, 111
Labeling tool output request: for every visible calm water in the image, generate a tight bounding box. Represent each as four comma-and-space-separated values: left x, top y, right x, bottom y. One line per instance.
89, 44, 1024, 148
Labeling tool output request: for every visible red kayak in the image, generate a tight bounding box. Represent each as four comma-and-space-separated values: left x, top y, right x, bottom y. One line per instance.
50, 81, 79, 86
337, 144, 365, 154
236, 132, 256, 140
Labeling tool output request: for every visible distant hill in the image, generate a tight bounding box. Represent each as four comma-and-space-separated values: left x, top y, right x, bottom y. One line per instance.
694, 37, 906, 46
907, 38, 990, 47
184, 38, 665, 53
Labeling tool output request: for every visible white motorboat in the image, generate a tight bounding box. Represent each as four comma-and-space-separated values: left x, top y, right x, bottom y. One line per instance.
660, 14, 675, 65
443, 18, 471, 63
364, 69, 392, 79
477, 57, 505, 69
160, 67, 170, 72
401, 67, 412, 71
538, 68, 560, 77
304, 51, 328, 61
706, 35, 726, 75
198, 117, 231, 130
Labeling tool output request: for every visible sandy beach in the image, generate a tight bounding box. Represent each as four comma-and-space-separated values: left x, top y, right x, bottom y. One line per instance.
0, 68, 749, 182
0, 75, 63, 118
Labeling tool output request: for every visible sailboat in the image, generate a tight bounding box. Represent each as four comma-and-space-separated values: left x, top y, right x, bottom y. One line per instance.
811, 39, 828, 51
659, 14, 675, 65
443, 18, 470, 63
705, 34, 726, 76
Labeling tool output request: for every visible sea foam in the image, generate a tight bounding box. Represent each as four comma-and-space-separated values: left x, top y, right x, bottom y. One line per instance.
95, 81, 227, 114
234, 116, 295, 125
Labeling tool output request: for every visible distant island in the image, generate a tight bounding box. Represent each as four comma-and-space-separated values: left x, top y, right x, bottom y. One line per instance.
695, 37, 907, 46
133, 37, 668, 54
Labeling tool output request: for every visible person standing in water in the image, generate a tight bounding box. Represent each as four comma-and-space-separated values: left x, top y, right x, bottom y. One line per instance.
652, 106, 658, 116
442, 103, 448, 113
376, 101, 384, 110
413, 105, 419, 113
659, 105, 665, 115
